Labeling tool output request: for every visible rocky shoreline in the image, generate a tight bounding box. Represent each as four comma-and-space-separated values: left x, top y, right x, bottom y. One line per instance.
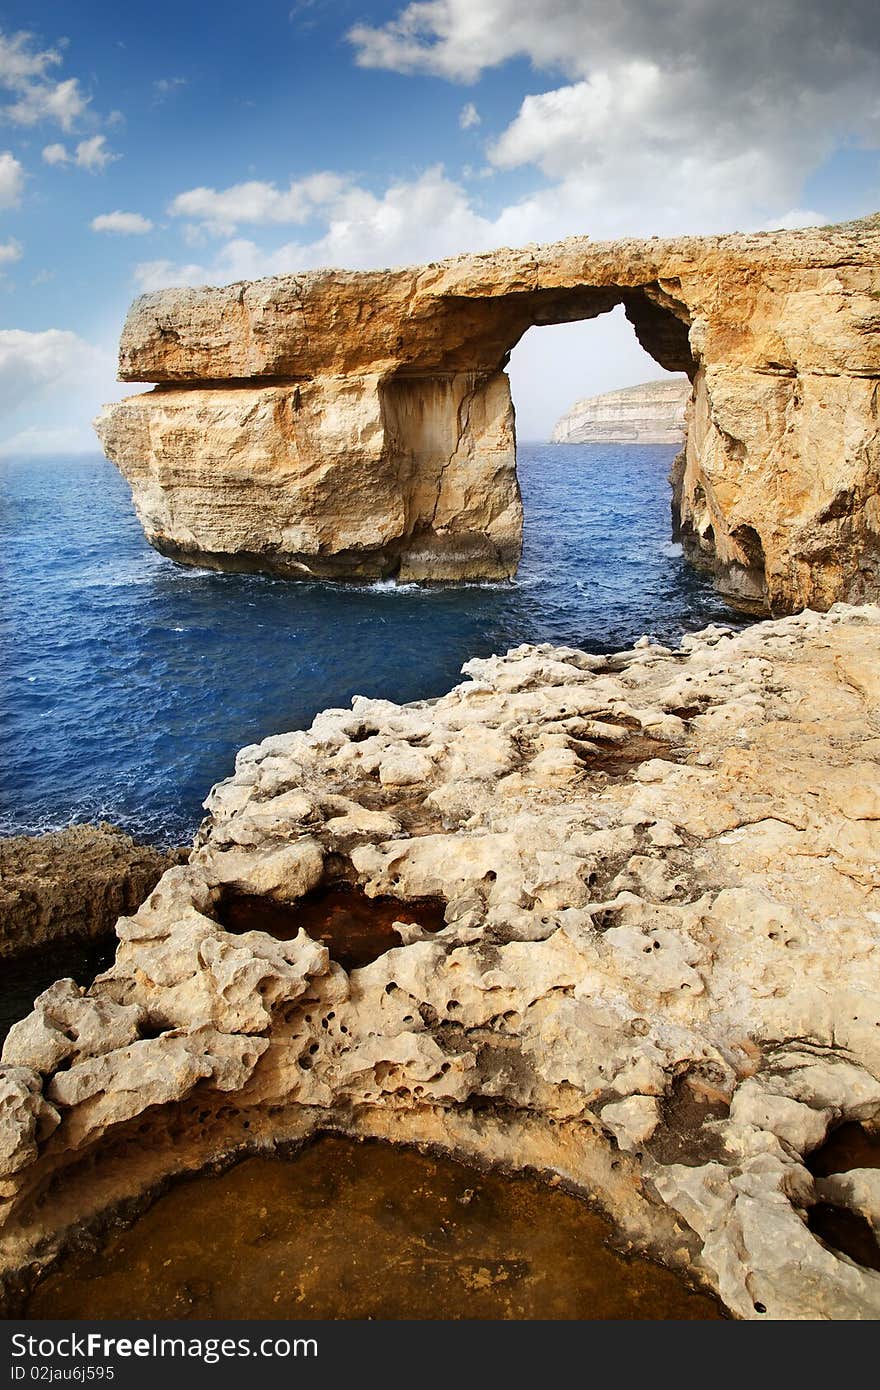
0, 826, 184, 960
1, 607, 879, 1318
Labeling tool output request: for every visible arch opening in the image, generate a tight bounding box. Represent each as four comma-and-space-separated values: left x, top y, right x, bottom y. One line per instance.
483, 284, 769, 614
378, 284, 703, 590
487, 303, 737, 645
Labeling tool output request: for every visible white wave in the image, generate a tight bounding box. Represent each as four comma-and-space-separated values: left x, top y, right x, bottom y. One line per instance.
367, 579, 421, 594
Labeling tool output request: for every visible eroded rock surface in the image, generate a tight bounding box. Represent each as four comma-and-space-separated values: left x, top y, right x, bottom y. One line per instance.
96, 216, 880, 608
0, 825, 184, 958
2, 608, 880, 1318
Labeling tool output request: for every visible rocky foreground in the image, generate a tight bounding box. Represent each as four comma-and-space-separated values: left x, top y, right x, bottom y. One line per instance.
1, 608, 879, 1317
551, 377, 690, 445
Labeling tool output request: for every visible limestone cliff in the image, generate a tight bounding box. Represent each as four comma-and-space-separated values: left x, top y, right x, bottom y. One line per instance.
551, 377, 690, 444
96, 214, 880, 610
2, 608, 880, 1318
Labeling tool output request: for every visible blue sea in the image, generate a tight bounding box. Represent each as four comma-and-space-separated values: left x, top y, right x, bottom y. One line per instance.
0, 444, 744, 846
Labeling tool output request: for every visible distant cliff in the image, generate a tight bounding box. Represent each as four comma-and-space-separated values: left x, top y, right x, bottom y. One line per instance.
551, 377, 691, 444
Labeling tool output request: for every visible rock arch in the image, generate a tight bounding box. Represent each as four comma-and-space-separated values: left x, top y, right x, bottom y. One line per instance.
96, 215, 880, 613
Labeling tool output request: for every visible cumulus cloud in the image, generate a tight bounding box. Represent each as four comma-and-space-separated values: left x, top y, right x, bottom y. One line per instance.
167, 172, 351, 235
43, 136, 120, 172
41, 142, 68, 166
348, 0, 879, 236
0, 150, 24, 207
760, 208, 830, 231
0, 237, 22, 266
349, 0, 880, 86
145, 166, 501, 288
5, 76, 88, 131
0, 29, 62, 87
91, 210, 153, 235
0, 30, 88, 131
459, 101, 480, 129
73, 135, 117, 172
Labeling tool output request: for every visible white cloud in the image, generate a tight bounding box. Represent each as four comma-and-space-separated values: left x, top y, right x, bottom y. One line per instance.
348, 1, 879, 237
0, 237, 22, 266
167, 172, 350, 235
133, 258, 213, 291
150, 149, 831, 304
459, 101, 480, 129
0, 28, 125, 141
0, 329, 109, 415
145, 166, 500, 288
0, 29, 89, 130
91, 210, 153, 235
42, 138, 119, 172
0, 150, 24, 207
0, 327, 128, 455
41, 142, 69, 165
760, 208, 829, 231
0, 30, 63, 88
74, 135, 118, 173
349, 1, 880, 88
5, 76, 88, 131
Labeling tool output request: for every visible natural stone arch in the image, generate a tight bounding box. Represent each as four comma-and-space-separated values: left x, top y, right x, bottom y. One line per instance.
96, 215, 880, 614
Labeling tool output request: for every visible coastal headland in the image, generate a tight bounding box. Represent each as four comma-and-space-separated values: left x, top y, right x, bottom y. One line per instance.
96, 215, 880, 614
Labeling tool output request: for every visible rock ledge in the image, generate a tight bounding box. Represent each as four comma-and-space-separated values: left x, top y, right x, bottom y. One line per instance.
2, 608, 880, 1318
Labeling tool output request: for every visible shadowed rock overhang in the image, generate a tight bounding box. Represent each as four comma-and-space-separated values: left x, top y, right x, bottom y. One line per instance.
95, 215, 880, 612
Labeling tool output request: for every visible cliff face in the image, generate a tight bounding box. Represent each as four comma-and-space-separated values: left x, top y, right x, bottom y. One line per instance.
96, 215, 880, 611
551, 377, 690, 444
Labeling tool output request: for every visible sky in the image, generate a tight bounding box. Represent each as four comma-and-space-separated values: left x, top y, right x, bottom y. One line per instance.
0, 0, 878, 449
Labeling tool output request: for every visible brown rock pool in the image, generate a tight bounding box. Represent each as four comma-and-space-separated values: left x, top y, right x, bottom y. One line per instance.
26, 1136, 721, 1319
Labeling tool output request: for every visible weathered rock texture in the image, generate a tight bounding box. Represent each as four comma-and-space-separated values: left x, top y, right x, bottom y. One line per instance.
96, 215, 880, 609
0, 826, 184, 958
2, 608, 879, 1318
551, 377, 690, 444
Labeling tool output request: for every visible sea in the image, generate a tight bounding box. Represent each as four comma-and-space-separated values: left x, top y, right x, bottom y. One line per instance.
0, 443, 745, 847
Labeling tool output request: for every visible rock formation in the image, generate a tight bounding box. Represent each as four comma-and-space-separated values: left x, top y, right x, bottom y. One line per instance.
2, 606, 879, 1318
0, 825, 184, 958
95, 215, 880, 611
551, 377, 690, 444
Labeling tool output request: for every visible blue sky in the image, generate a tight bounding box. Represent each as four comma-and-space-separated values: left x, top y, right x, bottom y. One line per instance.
1, 0, 878, 448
